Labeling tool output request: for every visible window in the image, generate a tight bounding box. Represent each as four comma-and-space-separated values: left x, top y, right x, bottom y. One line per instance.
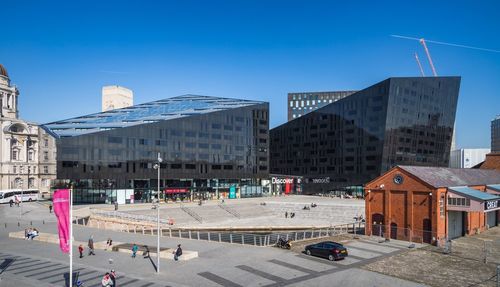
44, 138, 49, 147
43, 151, 49, 161
12, 150, 18, 161
171, 130, 182, 136
171, 164, 182, 169
108, 137, 122, 144
139, 139, 149, 145
199, 143, 209, 149
211, 124, 221, 129
44, 166, 49, 174
211, 144, 222, 150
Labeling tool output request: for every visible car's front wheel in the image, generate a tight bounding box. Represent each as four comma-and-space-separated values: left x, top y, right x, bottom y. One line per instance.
306, 250, 312, 256
328, 254, 334, 261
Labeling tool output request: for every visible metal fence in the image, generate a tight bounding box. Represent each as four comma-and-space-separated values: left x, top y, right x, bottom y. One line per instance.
79, 213, 365, 247
368, 224, 435, 244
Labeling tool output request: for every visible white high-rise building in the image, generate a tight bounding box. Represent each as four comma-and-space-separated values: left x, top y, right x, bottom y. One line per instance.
102, 85, 133, 112
449, 148, 490, 168
0, 64, 56, 195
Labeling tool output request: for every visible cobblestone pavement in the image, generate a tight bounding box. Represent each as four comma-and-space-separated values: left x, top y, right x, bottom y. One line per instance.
363, 227, 500, 287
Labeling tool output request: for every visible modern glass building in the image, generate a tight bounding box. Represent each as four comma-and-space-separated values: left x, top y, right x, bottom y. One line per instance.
42, 95, 269, 203
492, 115, 500, 153
271, 77, 461, 194
288, 91, 357, 121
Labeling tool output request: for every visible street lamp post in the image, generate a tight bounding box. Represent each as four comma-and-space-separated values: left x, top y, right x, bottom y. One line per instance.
153, 152, 162, 274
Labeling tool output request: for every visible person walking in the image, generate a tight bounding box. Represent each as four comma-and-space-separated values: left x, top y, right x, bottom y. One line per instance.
109, 269, 116, 286
131, 243, 138, 258
78, 244, 84, 258
105, 238, 113, 251
285, 211, 288, 218
88, 235, 95, 256
173, 244, 182, 261
49, 204, 53, 214
101, 272, 113, 286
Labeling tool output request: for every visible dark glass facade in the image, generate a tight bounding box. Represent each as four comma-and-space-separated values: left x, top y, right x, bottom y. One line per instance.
492, 115, 500, 153
43, 95, 269, 203
288, 91, 357, 121
271, 77, 461, 193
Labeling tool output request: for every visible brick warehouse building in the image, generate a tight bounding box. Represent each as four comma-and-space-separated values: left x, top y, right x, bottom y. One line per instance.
365, 166, 500, 244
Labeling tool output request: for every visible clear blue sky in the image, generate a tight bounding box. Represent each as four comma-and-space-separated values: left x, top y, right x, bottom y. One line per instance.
1, 0, 499, 148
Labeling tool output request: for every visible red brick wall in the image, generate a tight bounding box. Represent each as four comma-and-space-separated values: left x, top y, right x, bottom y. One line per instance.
365, 167, 434, 242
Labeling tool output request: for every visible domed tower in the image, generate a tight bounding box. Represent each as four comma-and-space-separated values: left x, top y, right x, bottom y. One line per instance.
0, 64, 20, 119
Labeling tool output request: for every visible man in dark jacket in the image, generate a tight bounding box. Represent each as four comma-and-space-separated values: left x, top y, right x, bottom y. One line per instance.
174, 244, 182, 261
88, 235, 95, 256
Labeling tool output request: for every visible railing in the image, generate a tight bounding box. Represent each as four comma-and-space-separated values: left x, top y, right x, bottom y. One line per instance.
368, 223, 435, 245
180, 205, 203, 223
77, 216, 365, 247
218, 203, 241, 219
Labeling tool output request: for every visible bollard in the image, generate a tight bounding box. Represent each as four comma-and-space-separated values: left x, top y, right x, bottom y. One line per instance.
43, 220, 45, 225
208, 232, 211, 242
189, 230, 192, 239
169, 228, 172, 238
242, 234, 245, 245
230, 234, 233, 244
254, 235, 257, 246
18, 222, 20, 227
30, 221, 33, 226
295, 232, 298, 241
5, 223, 7, 228
218, 233, 221, 242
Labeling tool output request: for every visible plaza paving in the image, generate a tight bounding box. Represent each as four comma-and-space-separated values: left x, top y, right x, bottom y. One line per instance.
92, 195, 366, 228
0, 200, 426, 287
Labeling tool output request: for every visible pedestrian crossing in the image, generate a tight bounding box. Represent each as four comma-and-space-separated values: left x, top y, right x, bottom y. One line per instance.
0, 252, 167, 287
197, 239, 407, 287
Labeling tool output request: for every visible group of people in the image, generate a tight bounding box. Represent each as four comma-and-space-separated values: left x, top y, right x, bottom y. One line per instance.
284, 211, 295, 218
130, 243, 183, 261
24, 228, 39, 240
101, 270, 116, 286
78, 235, 102, 258
9, 195, 21, 207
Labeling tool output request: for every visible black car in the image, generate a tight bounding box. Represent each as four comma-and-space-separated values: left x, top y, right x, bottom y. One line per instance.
304, 241, 348, 261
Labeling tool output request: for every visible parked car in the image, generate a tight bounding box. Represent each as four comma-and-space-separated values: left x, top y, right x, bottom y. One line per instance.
304, 241, 348, 261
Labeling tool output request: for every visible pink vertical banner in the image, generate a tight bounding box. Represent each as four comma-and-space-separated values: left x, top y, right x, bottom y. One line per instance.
53, 189, 70, 253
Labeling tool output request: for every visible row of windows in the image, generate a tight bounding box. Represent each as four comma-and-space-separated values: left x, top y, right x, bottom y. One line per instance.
447, 197, 470, 207
64, 161, 268, 172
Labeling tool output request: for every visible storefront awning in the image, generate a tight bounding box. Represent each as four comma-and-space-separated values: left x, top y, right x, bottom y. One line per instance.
487, 184, 500, 192
449, 186, 500, 212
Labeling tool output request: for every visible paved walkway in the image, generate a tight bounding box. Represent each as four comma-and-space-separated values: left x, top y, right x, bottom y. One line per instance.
0, 202, 426, 287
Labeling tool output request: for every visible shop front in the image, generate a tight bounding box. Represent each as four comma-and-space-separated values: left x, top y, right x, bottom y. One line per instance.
269, 175, 303, 196
164, 188, 190, 202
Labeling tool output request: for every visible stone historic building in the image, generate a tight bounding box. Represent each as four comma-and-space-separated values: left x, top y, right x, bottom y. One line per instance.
0, 64, 56, 195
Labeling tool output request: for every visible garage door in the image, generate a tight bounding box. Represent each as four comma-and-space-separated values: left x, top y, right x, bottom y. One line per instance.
448, 211, 464, 239
486, 211, 498, 228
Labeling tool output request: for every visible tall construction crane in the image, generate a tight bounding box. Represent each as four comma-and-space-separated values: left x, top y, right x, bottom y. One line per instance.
414, 52, 425, 76
419, 38, 438, 76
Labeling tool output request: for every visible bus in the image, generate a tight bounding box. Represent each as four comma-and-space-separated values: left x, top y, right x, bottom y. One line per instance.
0, 189, 40, 204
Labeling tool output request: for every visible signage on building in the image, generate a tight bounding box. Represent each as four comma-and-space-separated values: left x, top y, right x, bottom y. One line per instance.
229, 186, 236, 199
271, 177, 294, 184
310, 177, 330, 184
485, 199, 500, 211
164, 188, 189, 194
